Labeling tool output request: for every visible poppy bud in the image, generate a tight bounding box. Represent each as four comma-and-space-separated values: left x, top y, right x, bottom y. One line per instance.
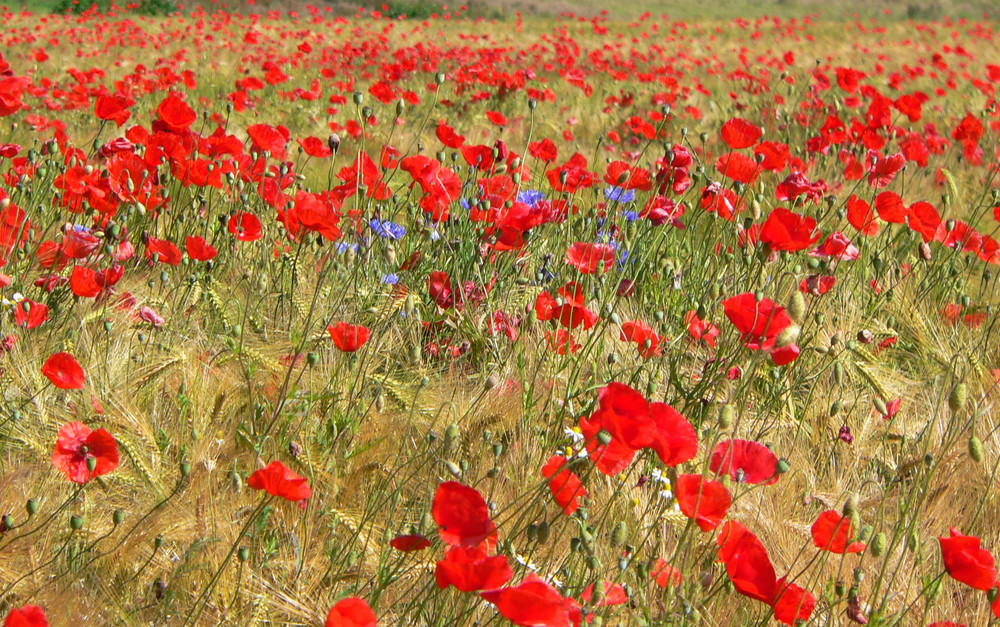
597, 430, 613, 446
842, 493, 859, 517
113, 509, 125, 526
990, 587, 1000, 603
776, 459, 790, 474
70, 514, 85, 531
871, 532, 887, 556
435, 72, 445, 85
327, 134, 341, 154
775, 325, 799, 348
918, 242, 932, 260
492, 444, 503, 456
787, 291, 806, 323
534, 520, 549, 544
906, 531, 918, 552
86, 456, 97, 473
180, 461, 191, 477
484, 374, 499, 391
26, 499, 38, 517
719, 404, 733, 429
610, 521, 627, 546
830, 400, 841, 416
352, 91, 363, 105
835, 581, 846, 597
948, 383, 967, 413
873, 397, 888, 416
833, 362, 844, 386
528, 97, 537, 110
969, 435, 984, 463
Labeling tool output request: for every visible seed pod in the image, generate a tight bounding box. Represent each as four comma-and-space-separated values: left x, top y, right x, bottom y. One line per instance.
871, 532, 887, 556
858, 525, 873, 543
776, 459, 791, 474
833, 362, 844, 386
948, 383, 967, 413
969, 435, 984, 463
830, 400, 841, 416
238, 547, 250, 562
610, 521, 627, 547
26, 499, 38, 517
70, 515, 85, 531
113, 510, 125, 526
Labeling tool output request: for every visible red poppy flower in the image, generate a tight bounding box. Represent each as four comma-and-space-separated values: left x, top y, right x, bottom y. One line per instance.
811, 510, 866, 554
674, 474, 731, 532
185, 236, 218, 262
578, 413, 636, 476
435, 122, 465, 149
480, 574, 582, 627
145, 238, 182, 266
810, 232, 859, 261
720, 118, 763, 149
866, 151, 905, 188
651, 559, 682, 587
710, 439, 780, 485
846, 194, 879, 236
648, 403, 698, 467
94, 94, 132, 128
228, 212, 263, 242
619, 320, 662, 358
3, 605, 48, 627
298, 136, 333, 158
759, 207, 819, 252
565, 242, 615, 274
716, 521, 777, 604
715, 152, 761, 184
684, 310, 720, 347
432, 482, 497, 547
800, 275, 836, 296
42, 352, 86, 390
14, 299, 48, 329
580, 581, 627, 607
486, 110, 508, 126
545, 329, 582, 355
156, 93, 197, 133
247, 461, 311, 502
874, 191, 907, 224
722, 293, 792, 352
541, 455, 587, 516
70, 266, 103, 298
328, 323, 371, 353
435, 545, 513, 592
52, 421, 119, 484
938, 527, 997, 591
325, 597, 376, 627
772, 578, 816, 626
603, 161, 652, 190
390, 534, 430, 552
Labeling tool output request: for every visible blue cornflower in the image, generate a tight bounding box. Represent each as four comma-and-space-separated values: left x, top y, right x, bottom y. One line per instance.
603, 186, 635, 203
381, 273, 400, 285
369, 219, 406, 240
336, 242, 359, 255
622, 210, 639, 222
517, 189, 546, 207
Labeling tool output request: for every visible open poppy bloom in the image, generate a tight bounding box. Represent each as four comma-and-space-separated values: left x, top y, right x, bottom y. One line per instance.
390, 534, 431, 552
541, 455, 587, 516
480, 573, 583, 627
435, 544, 513, 592
325, 597, 376, 627
722, 293, 792, 352
716, 521, 816, 625
674, 474, 731, 531
811, 510, 866, 554
52, 422, 119, 484
710, 439, 780, 485
247, 461, 311, 502
565, 242, 615, 274
41, 352, 86, 390
3, 605, 48, 627
619, 320, 663, 358
432, 482, 497, 547
328, 323, 371, 352
759, 207, 819, 252
651, 559, 682, 587
938, 527, 997, 591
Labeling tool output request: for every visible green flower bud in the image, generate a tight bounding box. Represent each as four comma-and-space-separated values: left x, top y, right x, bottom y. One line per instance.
969, 435, 984, 463
949, 383, 967, 413
70, 514, 85, 531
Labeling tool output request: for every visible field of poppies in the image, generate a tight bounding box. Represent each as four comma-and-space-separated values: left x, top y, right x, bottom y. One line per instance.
4, 1, 1000, 625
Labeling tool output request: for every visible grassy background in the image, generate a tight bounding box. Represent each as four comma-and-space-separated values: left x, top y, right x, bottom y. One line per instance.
8, 0, 1000, 20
